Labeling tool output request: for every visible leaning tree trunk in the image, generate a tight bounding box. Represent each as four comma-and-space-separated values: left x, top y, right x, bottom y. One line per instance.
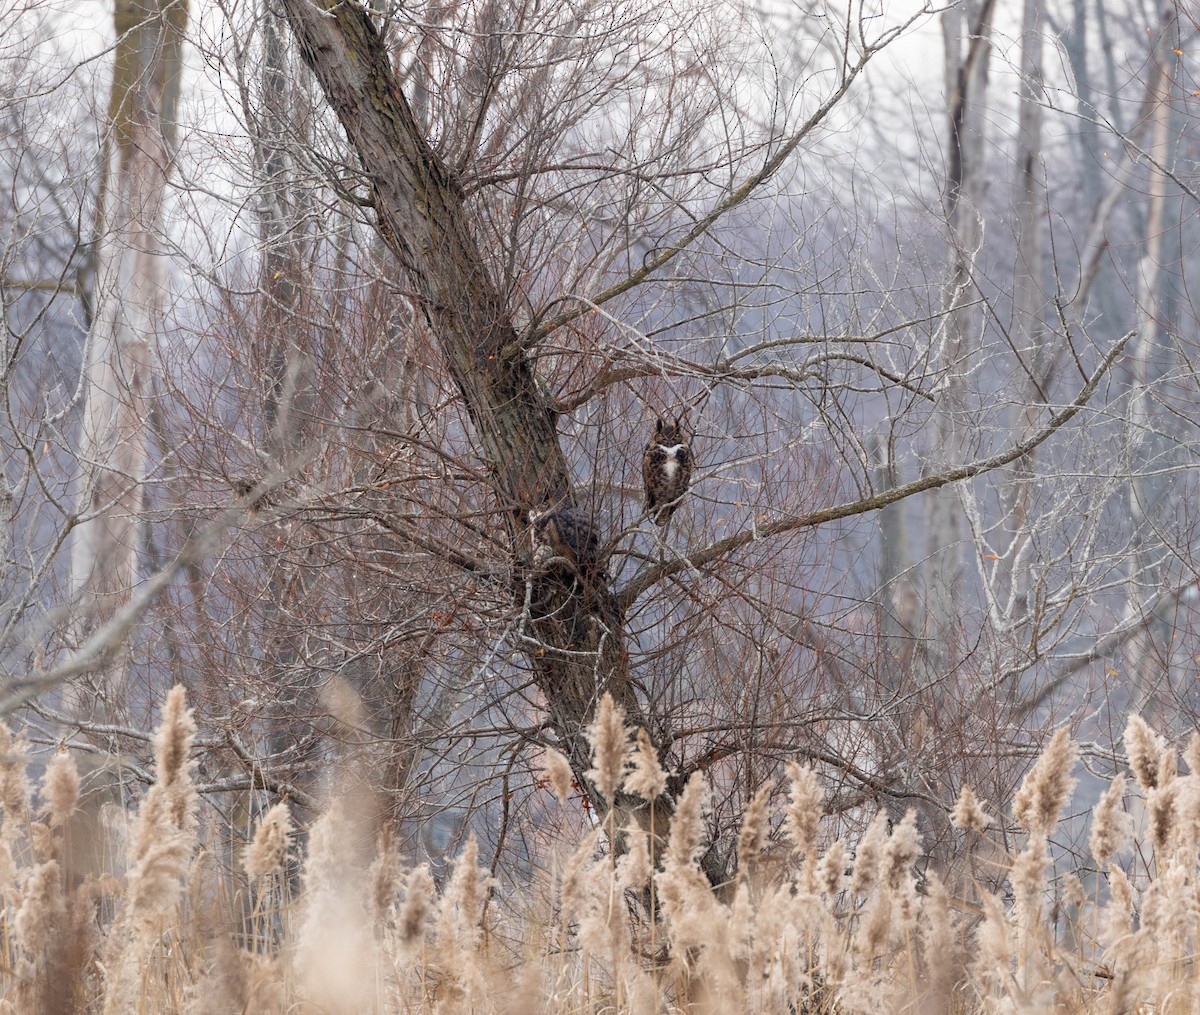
69, 0, 189, 724
277, 1, 643, 825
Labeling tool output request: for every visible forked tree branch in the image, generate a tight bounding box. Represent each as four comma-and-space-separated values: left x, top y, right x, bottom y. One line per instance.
617, 331, 1132, 608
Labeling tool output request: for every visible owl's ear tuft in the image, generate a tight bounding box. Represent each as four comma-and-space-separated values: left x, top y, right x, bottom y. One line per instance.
655, 416, 666, 435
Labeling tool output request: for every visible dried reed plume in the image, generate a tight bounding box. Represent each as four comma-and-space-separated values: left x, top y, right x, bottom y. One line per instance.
0, 725, 30, 822
40, 750, 79, 828
5, 691, 1200, 1013
950, 783, 991, 833
784, 760, 822, 857
102, 685, 200, 1014
1124, 713, 1164, 791
1011, 726, 1076, 836
544, 747, 574, 806
1088, 773, 1132, 866
585, 692, 629, 806
244, 802, 292, 881
397, 862, 435, 953
736, 780, 774, 875
624, 726, 667, 801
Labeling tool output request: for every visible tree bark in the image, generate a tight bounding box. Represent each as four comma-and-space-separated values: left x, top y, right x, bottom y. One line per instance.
69, 0, 189, 721
993, 0, 1046, 625
926, 0, 995, 656
277, 0, 638, 823
1125, 6, 1179, 710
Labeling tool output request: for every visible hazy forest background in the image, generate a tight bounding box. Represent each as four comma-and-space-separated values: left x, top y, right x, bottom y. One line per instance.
0, 0, 1199, 1010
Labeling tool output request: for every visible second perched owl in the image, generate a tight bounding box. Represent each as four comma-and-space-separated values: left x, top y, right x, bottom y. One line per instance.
642, 416, 693, 525
531, 506, 601, 575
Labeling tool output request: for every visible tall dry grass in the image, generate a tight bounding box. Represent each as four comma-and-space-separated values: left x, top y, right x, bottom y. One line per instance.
1, 688, 1197, 1013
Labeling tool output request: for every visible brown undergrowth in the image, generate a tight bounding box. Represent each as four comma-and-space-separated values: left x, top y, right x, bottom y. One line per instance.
0, 688, 1194, 1013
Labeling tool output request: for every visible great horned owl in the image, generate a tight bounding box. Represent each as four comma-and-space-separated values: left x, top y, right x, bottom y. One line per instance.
642, 416, 693, 525
530, 506, 601, 575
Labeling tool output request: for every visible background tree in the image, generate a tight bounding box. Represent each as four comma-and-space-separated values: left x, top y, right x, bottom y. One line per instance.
0, 0, 1197, 902
69, 0, 189, 725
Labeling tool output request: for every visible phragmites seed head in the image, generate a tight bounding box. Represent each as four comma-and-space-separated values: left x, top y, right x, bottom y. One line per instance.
585, 693, 629, 807
664, 770, 708, 869
152, 685, 198, 835
849, 812, 889, 899
1012, 728, 1077, 837
784, 761, 823, 856
369, 830, 402, 926
1124, 714, 1164, 792
1009, 835, 1048, 927
1148, 780, 1178, 854
40, 751, 79, 828
883, 809, 920, 890
736, 781, 774, 876
1089, 774, 1132, 866
544, 748, 574, 806
14, 859, 64, 961
243, 803, 292, 881
1157, 748, 1178, 789
950, 784, 992, 833
1185, 732, 1200, 777
624, 727, 667, 801
0, 726, 30, 823
618, 823, 652, 892
436, 833, 493, 955
121, 685, 200, 940
397, 864, 434, 951
820, 839, 848, 897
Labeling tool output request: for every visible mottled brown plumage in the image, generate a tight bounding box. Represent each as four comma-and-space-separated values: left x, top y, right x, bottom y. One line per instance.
642, 417, 693, 525
531, 506, 601, 574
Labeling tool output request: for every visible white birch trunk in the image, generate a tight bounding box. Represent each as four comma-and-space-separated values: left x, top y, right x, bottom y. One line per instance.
70, 0, 188, 718
1125, 10, 1177, 705
993, 0, 1045, 626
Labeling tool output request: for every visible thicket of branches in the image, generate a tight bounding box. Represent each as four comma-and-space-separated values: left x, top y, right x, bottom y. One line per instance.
0, 0, 1198, 975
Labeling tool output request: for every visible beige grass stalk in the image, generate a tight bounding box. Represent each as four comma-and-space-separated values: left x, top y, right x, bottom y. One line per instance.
585, 692, 629, 808
624, 726, 667, 947
295, 801, 376, 1014
1012, 727, 1077, 836
848, 811, 889, 900
1089, 774, 1132, 866
950, 783, 991, 833
972, 891, 1015, 1001
1123, 714, 1164, 792
626, 727, 667, 801
883, 810, 920, 928
544, 747, 574, 806
1147, 778, 1178, 855
736, 780, 774, 881
243, 801, 293, 959
783, 760, 822, 850
41, 750, 80, 829
394, 865, 435, 1009
919, 873, 960, 1010
656, 771, 737, 1002
617, 822, 651, 893
0, 726, 30, 824
434, 833, 494, 1007
13, 858, 68, 1010
244, 802, 292, 882
103, 685, 199, 1015
368, 828, 402, 930
820, 838, 847, 898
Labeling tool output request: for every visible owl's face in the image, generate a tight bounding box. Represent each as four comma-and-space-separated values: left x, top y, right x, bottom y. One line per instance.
653, 416, 689, 449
